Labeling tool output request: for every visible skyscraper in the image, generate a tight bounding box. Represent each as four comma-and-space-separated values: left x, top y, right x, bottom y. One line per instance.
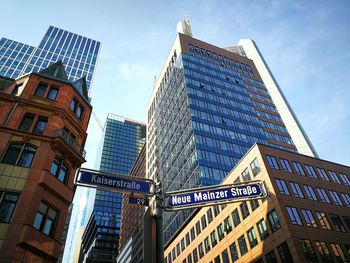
147, 21, 317, 244
0, 25, 101, 90
80, 114, 146, 262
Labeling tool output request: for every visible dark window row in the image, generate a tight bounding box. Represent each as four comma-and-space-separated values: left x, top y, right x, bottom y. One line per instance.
275, 178, 350, 207
266, 155, 350, 186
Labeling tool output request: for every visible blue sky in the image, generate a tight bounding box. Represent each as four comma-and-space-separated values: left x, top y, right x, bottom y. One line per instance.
1, 0, 350, 166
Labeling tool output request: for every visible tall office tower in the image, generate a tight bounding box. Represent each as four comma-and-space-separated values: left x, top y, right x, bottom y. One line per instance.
0, 25, 101, 90
0, 62, 92, 262
80, 114, 146, 262
147, 21, 317, 244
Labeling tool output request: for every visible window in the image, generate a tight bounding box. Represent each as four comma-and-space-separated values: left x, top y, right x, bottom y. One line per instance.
0, 191, 19, 223
292, 161, 305, 176
316, 188, 331, 203
217, 223, 225, 241
214, 255, 221, 263
328, 170, 341, 184
210, 230, 217, 247
303, 185, 318, 201
315, 241, 332, 263
317, 167, 330, 182
2, 143, 36, 168
329, 214, 347, 232
187, 254, 192, 263
224, 216, 232, 234
47, 86, 59, 100
70, 98, 77, 111
305, 165, 318, 179
330, 243, 348, 263
213, 205, 220, 217
70, 98, 84, 119
280, 158, 292, 172
240, 202, 250, 219
339, 173, 350, 186
18, 113, 35, 131
207, 208, 213, 223
33, 116, 48, 134
50, 158, 69, 183
33, 201, 58, 236
229, 242, 239, 262
341, 193, 350, 207
222, 249, 230, 263
286, 206, 303, 225
256, 219, 269, 240
315, 211, 332, 230
299, 239, 318, 262
232, 208, 241, 227
277, 242, 294, 263
247, 227, 258, 248
192, 247, 198, 262
34, 83, 48, 97
241, 168, 251, 181
176, 243, 180, 257
290, 182, 304, 198
250, 158, 261, 176
250, 199, 260, 211
329, 191, 344, 206
186, 233, 190, 246
181, 238, 185, 251
195, 221, 201, 236
265, 250, 278, 263
76, 105, 84, 119
238, 234, 248, 256
276, 179, 290, 195
301, 209, 317, 228
204, 236, 211, 253
268, 209, 281, 232
198, 243, 204, 259
266, 155, 279, 170
190, 227, 196, 241
201, 215, 207, 229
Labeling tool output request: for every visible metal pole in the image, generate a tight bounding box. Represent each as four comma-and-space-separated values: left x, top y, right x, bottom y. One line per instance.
155, 183, 164, 263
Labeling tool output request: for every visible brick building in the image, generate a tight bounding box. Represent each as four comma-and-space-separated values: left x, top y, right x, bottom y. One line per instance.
0, 61, 92, 262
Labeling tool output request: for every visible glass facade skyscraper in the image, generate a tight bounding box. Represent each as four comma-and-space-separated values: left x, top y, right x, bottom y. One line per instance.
147, 32, 317, 244
80, 114, 146, 262
0, 26, 100, 90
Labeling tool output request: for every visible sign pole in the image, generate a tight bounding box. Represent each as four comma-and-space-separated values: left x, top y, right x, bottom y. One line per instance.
155, 182, 164, 263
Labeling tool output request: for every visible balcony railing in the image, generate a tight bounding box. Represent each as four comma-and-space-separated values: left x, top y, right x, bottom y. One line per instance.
52, 129, 86, 158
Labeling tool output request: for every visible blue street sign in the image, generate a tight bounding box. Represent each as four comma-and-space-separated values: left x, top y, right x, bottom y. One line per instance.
129, 196, 150, 206
75, 168, 153, 195
165, 182, 266, 210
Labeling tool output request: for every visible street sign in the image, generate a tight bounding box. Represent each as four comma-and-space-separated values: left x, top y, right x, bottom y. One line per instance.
129, 196, 150, 206
165, 181, 266, 211
75, 168, 153, 196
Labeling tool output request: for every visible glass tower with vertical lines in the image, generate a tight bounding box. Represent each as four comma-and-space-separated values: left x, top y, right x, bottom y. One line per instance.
0, 26, 100, 90
80, 114, 146, 262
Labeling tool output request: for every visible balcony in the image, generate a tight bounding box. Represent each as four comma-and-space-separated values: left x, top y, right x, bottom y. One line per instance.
51, 129, 86, 159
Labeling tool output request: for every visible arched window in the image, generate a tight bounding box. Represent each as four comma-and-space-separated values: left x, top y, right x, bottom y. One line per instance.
2, 143, 36, 168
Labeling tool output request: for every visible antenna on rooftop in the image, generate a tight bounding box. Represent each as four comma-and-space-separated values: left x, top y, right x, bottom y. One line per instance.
176, 15, 193, 37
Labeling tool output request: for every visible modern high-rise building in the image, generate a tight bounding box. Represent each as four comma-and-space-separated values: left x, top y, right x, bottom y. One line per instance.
0, 61, 92, 262
0, 25, 101, 90
147, 20, 317, 244
80, 114, 146, 262
164, 143, 350, 263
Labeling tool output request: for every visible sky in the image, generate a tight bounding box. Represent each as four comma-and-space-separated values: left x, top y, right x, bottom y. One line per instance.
1, 0, 350, 168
